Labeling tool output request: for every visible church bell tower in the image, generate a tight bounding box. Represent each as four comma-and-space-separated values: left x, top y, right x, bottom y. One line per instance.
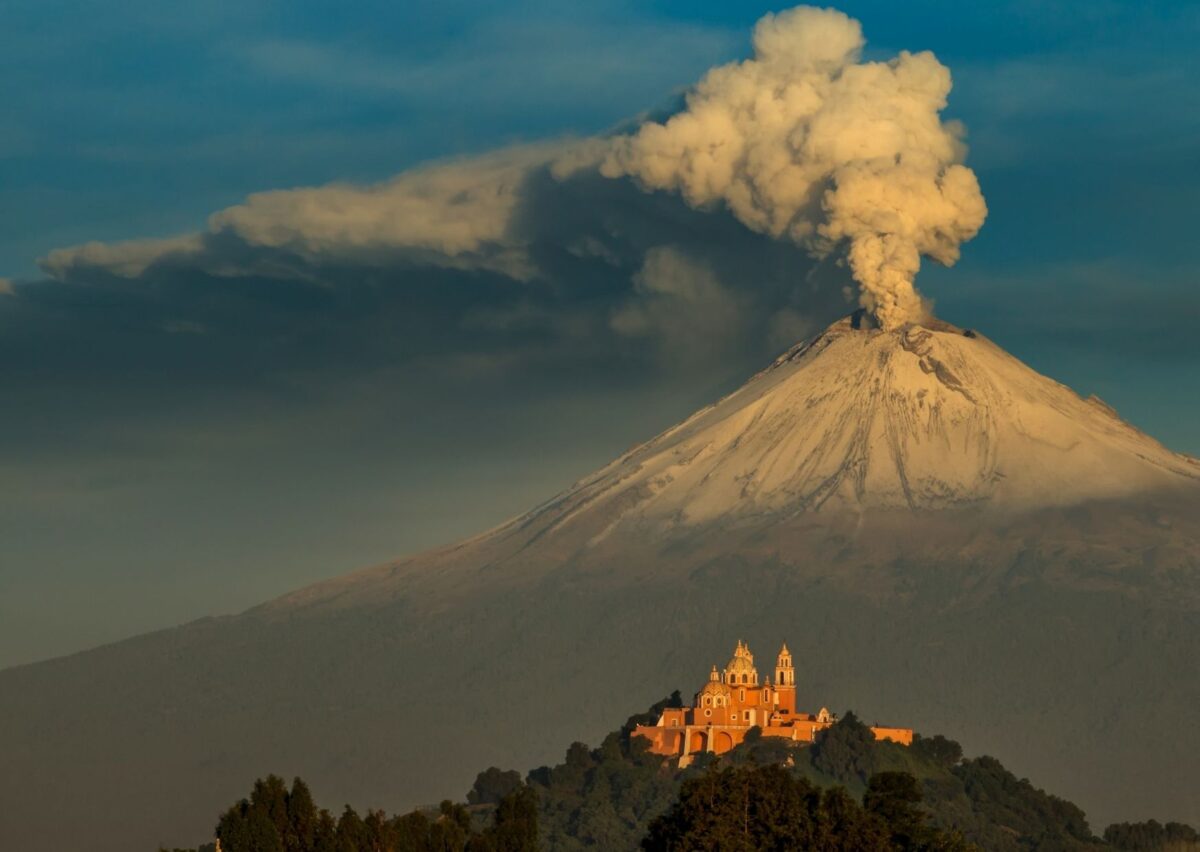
774, 642, 796, 714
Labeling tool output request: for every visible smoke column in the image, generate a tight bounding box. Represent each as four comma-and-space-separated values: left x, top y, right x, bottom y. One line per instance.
603, 5, 987, 330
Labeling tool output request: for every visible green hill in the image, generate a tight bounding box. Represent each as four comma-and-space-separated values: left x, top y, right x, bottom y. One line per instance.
165, 697, 1198, 852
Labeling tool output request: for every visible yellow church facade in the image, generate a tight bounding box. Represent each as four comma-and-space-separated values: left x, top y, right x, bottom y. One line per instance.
633, 640, 912, 765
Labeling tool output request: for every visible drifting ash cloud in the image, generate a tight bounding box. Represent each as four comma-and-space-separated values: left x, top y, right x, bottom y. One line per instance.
40, 144, 587, 284
36, 5, 985, 335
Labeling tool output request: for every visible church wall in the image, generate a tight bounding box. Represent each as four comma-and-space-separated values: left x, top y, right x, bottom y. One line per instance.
632, 640, 913, 760
870, 726, 914, 746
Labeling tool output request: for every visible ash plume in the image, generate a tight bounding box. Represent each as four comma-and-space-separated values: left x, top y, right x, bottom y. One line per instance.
35, 6, 984, 339
602, 5, 988, 330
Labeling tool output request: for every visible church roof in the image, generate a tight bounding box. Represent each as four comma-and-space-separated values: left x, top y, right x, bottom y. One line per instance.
725, 656, 756, 674
724, 639, 758, 675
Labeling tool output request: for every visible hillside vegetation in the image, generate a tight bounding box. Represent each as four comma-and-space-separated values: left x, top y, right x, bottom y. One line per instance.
163, 697, 1197, 852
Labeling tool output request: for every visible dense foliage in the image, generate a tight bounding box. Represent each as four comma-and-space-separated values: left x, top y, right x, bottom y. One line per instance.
176, 775, 538, 852
524, 696, 688, 850
520, 702, 1195, 851
1103, 821, 1200, 851
165, 697, 1197, 852
643, 764, 969, 851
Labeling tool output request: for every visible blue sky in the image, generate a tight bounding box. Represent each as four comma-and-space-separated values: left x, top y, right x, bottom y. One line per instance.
1, 0, 1198, 667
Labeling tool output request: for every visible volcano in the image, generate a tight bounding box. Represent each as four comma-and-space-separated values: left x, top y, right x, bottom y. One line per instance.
3, 316, 1199, 852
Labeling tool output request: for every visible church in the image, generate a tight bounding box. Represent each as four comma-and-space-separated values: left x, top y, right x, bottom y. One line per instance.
633, 640, 913, 764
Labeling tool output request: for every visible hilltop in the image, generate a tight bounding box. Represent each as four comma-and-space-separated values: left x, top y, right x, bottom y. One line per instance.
168, 698, 1199, 851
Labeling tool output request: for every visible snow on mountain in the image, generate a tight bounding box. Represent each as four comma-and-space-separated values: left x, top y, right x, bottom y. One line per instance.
524, 314, 1198, 534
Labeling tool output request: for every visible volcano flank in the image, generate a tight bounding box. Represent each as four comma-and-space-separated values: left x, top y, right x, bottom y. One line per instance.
2, 316, 1198, 852
511, 313, 1197, 518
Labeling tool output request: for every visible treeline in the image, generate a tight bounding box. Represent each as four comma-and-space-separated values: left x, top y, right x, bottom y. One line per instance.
523, 697, 1107, 851
165, 765, 963, 852
1103, 821, 1200, 852
644, 765, 970, 851
519, 698, 1199, 852
160, 775, 537, 852
163, 696, 1199, 852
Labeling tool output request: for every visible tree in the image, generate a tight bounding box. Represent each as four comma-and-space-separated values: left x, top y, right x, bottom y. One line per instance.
392, 810, 432, 852
365, 808, 398, 852
811, 712, 879, 787
815, 786, 891, 852
285, 778, 319, 852
642, 764, 973, 852
864, 771, 928, 850
311, 810, 338, 852
469, 786, 539, 852
467, 768, 523, 806
911, 735, 963, 769
644, 764, 834, 851
217, 798, 283, 852
252, 776, 291, 843
428, 816, 466, 852
1104, 819, 1200, 851
216, 802, 253, 852
724, 725, 795, 767
246, 809, 286, 852
424, 800, 470, 852
951, 755, 1097, 847
335, 805, 369, 852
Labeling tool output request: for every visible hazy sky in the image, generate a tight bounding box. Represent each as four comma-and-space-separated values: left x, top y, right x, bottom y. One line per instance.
2, 0, 1198, 668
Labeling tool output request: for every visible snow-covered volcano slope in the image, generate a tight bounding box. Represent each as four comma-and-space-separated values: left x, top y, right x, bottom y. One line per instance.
275, 313, 1198, 615
527, 315, 1197, 532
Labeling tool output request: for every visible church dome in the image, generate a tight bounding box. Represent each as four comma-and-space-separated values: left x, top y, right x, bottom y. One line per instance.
700, 680, 732, 698
723, 640, 759, 682
725, 655, 757, 675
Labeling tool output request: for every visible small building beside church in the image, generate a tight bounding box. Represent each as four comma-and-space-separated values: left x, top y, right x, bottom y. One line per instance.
633, 640, 912, 765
